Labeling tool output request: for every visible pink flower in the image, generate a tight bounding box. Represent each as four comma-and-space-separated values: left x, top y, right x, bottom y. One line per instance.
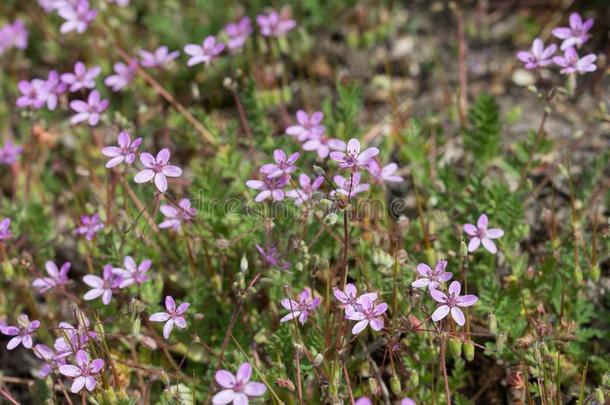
246, 175, 289, 202
43, 70, 66, 110
82, 264, 122, 305
138, 46, 180, 68
0, 19, 28, 54
256, 10, 296, 37
0, 141, 23, 165
134, 148, 183, 193
552, 47, 597, 75
463, 214, 504, 254
33, 344, 66, 378
58, 0, 97, 34
61, 61, 101, 92
255, 243, 289, 270
213, 362, 267, 405
260, 149, 300, 178
333, 283, 378, 315
345, 295, 388, 335
69, 90, 109, 126
430, 281, 478, 326
302, 135, 346, 159
332, 172, 370, 198
330, 138, 379, 171
101, 131, 142, 168
0, 218, 12, 242
355, 398, 372, 405
552, 12, 593, 50
286, 173, 323, 205
411, 260, 453, 291
159, 199, 197, 230
16, 79, 48, 109
184, 36, 225, 66
54, 318, 97, 358
401, 399, 417, 405
367, 160, 403, 183
59, 350, 104, 393
32, 261, 71, 293
225, 17, 252, 51
74, 213, 104, 240
149, 296, 189, 339
285, 110, 325, 142
516, 38, 557, 70
280, 287, 320, 324
104, 58, 138, 92
112, 256, 151, 288
1, 314, 40, 350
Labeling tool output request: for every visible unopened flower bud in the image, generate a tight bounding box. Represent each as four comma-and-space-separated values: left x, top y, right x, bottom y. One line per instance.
325, 212, 338, 225
496, 332, 506, 352
240, 254, 248, 272
312, 164, 325, 176
409, 371, 419, 387
595, 388, 605, 404
159, 369, 171, 385
390, 375, 401, 395
313, 353, 323, 367
464, 342, 475, 361
489, 313, 498, 335
360, 362, 370, 377
295, 262, 303, 271
132, 318, 141, 338
591, 264, 600, 282
368, 377, 379, 395
449, 337, 462, 359
459, 241, 468, 258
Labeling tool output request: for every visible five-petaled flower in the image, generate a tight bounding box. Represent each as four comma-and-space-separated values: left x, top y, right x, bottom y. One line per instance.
246, 175, 290, 202
345, 294, 388, 335
463, 214, 504, 254
113, 256, 151, 288
330, 138, 379, 171
149, 296, 190, 339
517, 38, 557, 70
367, 160, 403, 183
0, 141, 23, 165
61, 61, 101, 92
213, 362, 267, 405
411, 260, 453, 291
138, 46, 180, 68
260, 149, 300, 178
59, 350, 105, 393
32, 261, 71, 293
134, 148, 183, 193
280, 287, 320, 324
552, 12, 593, 50
302, 135, 346, 159
552, 47, 597, 75
225, 17, 252, 52
159, 199, 196, 230
69, 90, 109, 126
58, 0, 97, 34
333, 283, 378, 315
1, 314, 40, 350
43, 70, 66, 110
74, 213, 104, 240
0, 218, 12, 242
430, 281, 478, 326
0, 19, 28, 55
82, 264, 122, 305
184, 36, 225, 66
333, 172, 370, 198
256, 10, 296, 37
286, 173, 323, 205
101, 131, 143, 168
104, 59, 138, 92
285, 110, 326, 142
16, 78, 47, 109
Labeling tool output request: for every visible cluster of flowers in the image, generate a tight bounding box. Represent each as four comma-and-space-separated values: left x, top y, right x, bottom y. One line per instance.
0, 140, 23, 165
517, 12, 597, 75
334, 284, 388, 334
0, 19, 28, 56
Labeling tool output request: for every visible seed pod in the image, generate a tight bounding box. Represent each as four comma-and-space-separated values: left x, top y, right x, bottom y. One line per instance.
390, 375, 401, 395
464, 342, 475, 361
325, 212, 338, 225
295, 262, 303, 271
459, 241, 468, 258
368, 378, 379, 395
489, 313, 498, 335
591, 264, 600, 282
595, 388, 605, 404
449, 337, 462, 359
240, 255, 248, 272
313, 353, 323, 367
132, 318, 141, 338
496, 333, 506, 352
409, 370, 419, 387
359, 362, 370, 378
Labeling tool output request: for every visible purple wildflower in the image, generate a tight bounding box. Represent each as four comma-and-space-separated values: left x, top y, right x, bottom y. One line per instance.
463, 214, 504, 254
430, 281, 478, 326
58, 0, 97, 34
286, 174, 323, 205
32, 261, 71, 293
552, 47, 597, 75
346, 294, 388, 335
16, 79, 48, 109
0, 19, 28, 55
33, 344, 66, 378
61, 61, 101, 92
74, 213, 104, 240
134, 148, 183, 193
0, 218, 12, 242
43, 70, 66, 110
82, 264, 122, 305
138, 46, 180, 68
104, 58, 138, 92
333, 283, 378, 315
59, 350, 104, 393
330, 138, 379, 171
113, 256, 151, 288
0, 141, 23, 165
213, 362, 267, 405
159, 198, 197, 230
302, 135, 346, 159
225, 17, 253, 52
184, 36, 225, 66
149, 296, 189, 339
1, 314, 40, 350
260, 149, 300, 178
256, 10, 296, 37
411, 260, 453, 291
69, 90, 109, 126
246, 175, 290, 202
401, 399, 417, 405
355, 398, 373, 405
367, 160, 403, 183
255, 243, 290, 270
101, 131, 142, 168
285, 110, 326, 142
280, 287, 321, 325
516, 38, 557, 70
332, 172, 370, 198
552, 12, 594, 50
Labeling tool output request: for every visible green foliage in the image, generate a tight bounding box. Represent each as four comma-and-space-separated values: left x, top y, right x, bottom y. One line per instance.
463, 94, 502, 166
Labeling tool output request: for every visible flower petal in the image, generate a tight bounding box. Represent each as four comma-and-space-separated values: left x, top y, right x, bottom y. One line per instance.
431, 305, 450, 322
